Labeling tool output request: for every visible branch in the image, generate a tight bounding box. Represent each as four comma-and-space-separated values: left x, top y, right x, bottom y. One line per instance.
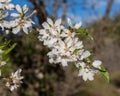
29, 0, 47, 24
62, 0, 67, 25
103, 0, 114, 20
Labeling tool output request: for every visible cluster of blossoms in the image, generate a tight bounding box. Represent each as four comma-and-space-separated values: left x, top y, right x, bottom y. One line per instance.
0, 0, 35, 34
38, 18, 102, 81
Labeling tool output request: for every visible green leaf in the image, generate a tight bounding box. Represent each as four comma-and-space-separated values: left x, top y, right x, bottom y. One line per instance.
76, 27, 94, 40
99, 65, 110, 83
83, 57, 92, 63
0, 40, 11, 49
74, 48, 80, 54
2, 43, 17, 56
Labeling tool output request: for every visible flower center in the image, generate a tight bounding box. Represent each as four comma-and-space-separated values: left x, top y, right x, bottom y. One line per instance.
68, 31, 72, 37
64, 46, 70, 52
52, 25, 57, 29
18, 21, 24, 26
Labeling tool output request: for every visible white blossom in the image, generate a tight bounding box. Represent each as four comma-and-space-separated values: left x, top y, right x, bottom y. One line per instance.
11, 18, 34, 34
92, 60, 102, 69
0, 0, 14, 10
77, 62, 95, 81
6, 69, 24, 91
11, 4, 28, 18
10, 4, 35, 34
76, 60, 102, 81
67, 18, 82, 29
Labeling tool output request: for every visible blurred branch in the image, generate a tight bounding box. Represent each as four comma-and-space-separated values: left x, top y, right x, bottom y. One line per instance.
62, 0, 67, 25
103, 0, 114, 20
52, 0, 60, 19
29, 0, 47, 24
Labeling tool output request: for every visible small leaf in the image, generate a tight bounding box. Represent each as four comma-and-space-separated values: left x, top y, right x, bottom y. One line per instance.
2, 43, 17, 56
74, 48, 80, 54
76, 27, 94, 40
0, 40, 11, 49
83, 57, 92, 63
88, 34, 94, 41
99, 65, 110, 83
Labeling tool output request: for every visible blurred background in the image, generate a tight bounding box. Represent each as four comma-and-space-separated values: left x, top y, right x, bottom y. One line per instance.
1, 0, 120, 96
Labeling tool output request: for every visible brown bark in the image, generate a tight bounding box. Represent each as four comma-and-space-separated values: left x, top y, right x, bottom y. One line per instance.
62, 0, 67, 25
29, 0, 47, 24
103, 0, 114, 21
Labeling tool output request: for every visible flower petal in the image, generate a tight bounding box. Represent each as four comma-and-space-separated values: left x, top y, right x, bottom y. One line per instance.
67, 18, 73, 27
74, 21, 82, 29
42, 22, 50, 29
55, 18, 61, 26
47, 18, 53, 26
16, 5, 22, 13
93, 60, 102, 68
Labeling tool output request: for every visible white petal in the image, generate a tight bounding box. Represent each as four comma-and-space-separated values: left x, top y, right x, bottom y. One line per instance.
23, 4, 28, 13
6, 4, 14, 10
42, 22, 50, 29
61, 60, 68, 66
80, 62, 86, 68
74, 21, 82, 29
11, 13, 19, 17
23, 27, 28, 34
88, 73, 94, 81
12, 27, 20, 34
83, 73, 88, 81
47, 18, 53, 26
67, 38, 72, 47
10, 86, 15, 91
0, 70, 1, 76
55, 18, 61, 26
0, 61, 6, 66
93, 60, 102, 68
16, 5, 22, 13
67, 18, 73, 27
0, 50, 3, 54
81, 51, 91, 60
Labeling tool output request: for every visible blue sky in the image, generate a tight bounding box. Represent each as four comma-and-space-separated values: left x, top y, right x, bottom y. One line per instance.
12, 0, 120, 24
